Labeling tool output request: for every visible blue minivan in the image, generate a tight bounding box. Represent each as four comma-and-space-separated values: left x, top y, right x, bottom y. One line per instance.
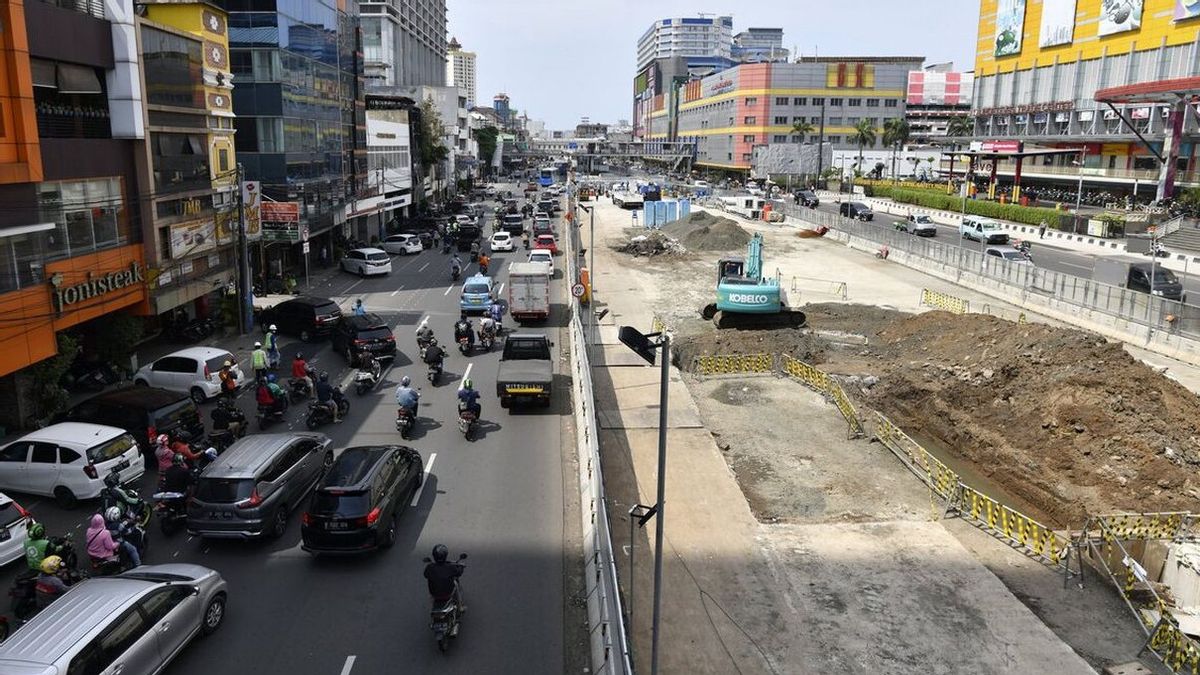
459, 274, 495, 313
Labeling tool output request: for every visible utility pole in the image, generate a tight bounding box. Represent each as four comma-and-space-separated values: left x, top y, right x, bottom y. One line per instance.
236, 163, 251, 335
816, 99, 827, 187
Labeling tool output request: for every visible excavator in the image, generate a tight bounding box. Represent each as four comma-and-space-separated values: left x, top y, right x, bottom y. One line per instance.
700, 233, 807, 329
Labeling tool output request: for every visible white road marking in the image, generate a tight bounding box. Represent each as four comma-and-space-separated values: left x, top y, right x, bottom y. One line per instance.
340, 656, 356, 675
497, 283, 504, 295
414, 316, 429, 333
341, 279, 363, 296
459, 362, 473, 389
419, 262, 429, 272
444, 285, 454, 296
412, 453, 436, 506
390, 290, 399, 297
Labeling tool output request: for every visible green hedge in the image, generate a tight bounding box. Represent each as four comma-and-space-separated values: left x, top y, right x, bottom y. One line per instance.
868, 186, 1070, 229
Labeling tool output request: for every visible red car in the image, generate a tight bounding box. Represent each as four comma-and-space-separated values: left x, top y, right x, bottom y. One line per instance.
533, 234, 559, 255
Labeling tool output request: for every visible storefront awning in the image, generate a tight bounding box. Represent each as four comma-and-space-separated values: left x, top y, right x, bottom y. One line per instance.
56, 63, 103, 94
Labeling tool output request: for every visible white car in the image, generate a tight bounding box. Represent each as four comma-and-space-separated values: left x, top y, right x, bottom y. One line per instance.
134, 346, 242, 403
0, 423, 144, 507
381, 234, 423, 255
341, 247, 392, 276
0, 493, 29, 565
528, 249, 555, 277
454, 214, 475, 227
490, 231, 514, 252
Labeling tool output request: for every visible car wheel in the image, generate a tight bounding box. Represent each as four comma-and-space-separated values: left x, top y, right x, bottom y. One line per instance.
54, 486, 77, 509
190, 387, 207, 405
201, 593, 226, 635
268, 508, 288, 539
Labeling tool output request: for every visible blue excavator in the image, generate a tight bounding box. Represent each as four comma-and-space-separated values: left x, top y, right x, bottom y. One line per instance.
700, 233, 807, 329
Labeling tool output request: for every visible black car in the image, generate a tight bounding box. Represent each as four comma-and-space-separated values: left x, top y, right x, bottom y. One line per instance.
839, 201, 874, 221
259, 296, 343, 342
62, 386, 204, 466
796, 190, 819, 208
331, 312, 397, 364
300, 445, 423, 554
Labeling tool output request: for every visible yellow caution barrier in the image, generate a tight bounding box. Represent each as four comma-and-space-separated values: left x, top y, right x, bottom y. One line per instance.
1096, 513, 1192, 542
1150, 618, 1200, 675
873, 412, 959, 500
958, 484, 1069, 568
692, 353, 774, 376
920, 288, 970, 314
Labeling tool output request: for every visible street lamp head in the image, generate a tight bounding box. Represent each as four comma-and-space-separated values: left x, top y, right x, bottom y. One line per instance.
618, 325, 661, 365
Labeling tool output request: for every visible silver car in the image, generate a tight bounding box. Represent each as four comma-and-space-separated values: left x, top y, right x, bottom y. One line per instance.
0, 564, 227, 674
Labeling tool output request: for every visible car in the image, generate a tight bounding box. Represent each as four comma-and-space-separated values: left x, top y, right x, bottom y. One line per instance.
839, 201, 874, 221
460, 274, 495, 313
187, 433, 334, 540
0, 493, 30, 566
484, 186, 497, 196
795, 190, 819, 208
257, 295, 343, 342
0, 564, 228, 673
62, 387, 205, 466
532, 218, 553, 239
300, 445, 423, 554
381, 234, 423, 255
0, 423, 143, 507
340, 247, 392, 276
533, 234, 559, 255
490, 231, 514, 252
985, 246, 1033, 264
960, 217, 1009, 244
528, 250, 555, 277
897, 214, 938, 237
330, 312, 397, 365
133, 347, 242, 404
454, 214, 475, 229
415, 231, 435, 249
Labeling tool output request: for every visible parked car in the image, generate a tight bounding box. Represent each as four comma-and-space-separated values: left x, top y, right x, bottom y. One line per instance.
0, 423, 143, 507
341, 247, 392, 277
796, 190, 819, 208
187, 433, 334, 540
0, 493, 30, 566
528, 250, 555, 277
490, 231, 514, 252
133, 347, 241, 404
839, 201, 874, 221
459, 274, 495, 314
300, 445, 423, 555
533, 234, 559, 255
258, 295, 343, 342
331, 312, 397, 365
896, 213, 938, 237
0, 564, 228, 672
62, 387, 204, 466
381, 233, 423, 255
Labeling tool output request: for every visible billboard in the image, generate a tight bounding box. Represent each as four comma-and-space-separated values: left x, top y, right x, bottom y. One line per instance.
241, 181, 261, 241
169, 219, 216, 259
1177, 0, 1200, 20
994, 0, 1027, 57
1099, 0, 1143, 35
1039, 0, 1077, 47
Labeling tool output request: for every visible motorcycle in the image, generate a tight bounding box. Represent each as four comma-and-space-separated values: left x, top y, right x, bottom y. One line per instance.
91, 517, 147, 577
451, 266, 461, 281
457, 404, 477, 441
1144, 244, 1170, 258
427, 359, 443, 385
152, 491, 188, 536
478, 329, 495, 352
209, 399, 247, 451
354, 356, 383, 396
10, 572, 42, 622
417, 336, 437, 361
100, 470, 152, 529
396, 405, 417, 439
166, 315, 213, 343
423, 553, 468, 652
305, 389, 349, 430
288, 375, 313, 402
257, 401, 288, 430
61, 360, 119, 393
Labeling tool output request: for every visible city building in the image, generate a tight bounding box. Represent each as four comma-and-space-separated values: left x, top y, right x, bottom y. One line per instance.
138, 1, 239, 321
576, 119, 608, 138
343, 93, 414, 242
0, 0, 150, 428
636, 15, 733, 73
493, 92, 511, 127
224, 0, 365, 281
644, 57, 923, 173
378, 85, 471, 200
446, 37, 476, 108
970, 0, 1200, 197
905, 62, 973, 145
731, 27, 788, 63
361, 0, 447, 87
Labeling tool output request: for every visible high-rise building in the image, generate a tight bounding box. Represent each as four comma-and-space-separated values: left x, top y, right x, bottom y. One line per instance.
493, 93, 511, 127
732, 28, 788, 63
361, 0, 447, 87
905, 63, 973, 145
636, 15, 733, 72
446, 37, 477, 108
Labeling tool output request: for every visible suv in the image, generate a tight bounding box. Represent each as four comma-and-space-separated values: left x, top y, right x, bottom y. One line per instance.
187, 433, 334, 540
133, 347, 242, 403
0, 423, 143, 507
341, 247, 392, 277
63, 387, 204, 467
839, 201, 874, 221
0, 564, 227, 673
300, 445, 424, 555
960, 217, 1009, 244
258, 296, 343, 342
331, 312, 397, 365
796, 190, 819, 208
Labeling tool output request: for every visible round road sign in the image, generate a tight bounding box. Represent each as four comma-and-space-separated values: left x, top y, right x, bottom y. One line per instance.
571, 283, 585, 298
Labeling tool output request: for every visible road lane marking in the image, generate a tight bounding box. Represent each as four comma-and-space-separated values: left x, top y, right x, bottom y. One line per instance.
412, 453, 436, 506
415, 315, 428, 333
419, 262, 428, 272
444, 285, 454, 296
498, 283, 504, 295
459, 362, 473, 389
341, 279, 363, 296
340, 656, 356, 675
390, 290, 399, 297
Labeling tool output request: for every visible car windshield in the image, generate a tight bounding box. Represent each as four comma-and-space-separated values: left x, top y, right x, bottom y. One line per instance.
980, 222, 999, 231
0, 499, 23, 528
87, 433, 136, 464
531, 252, 551, 261
1155, 269, 1180, 283
492, 234, 509, 241
999, 251, 1024, 261
914, 216, 931, 223
314, 303, 340, 317
506, 340, 549, 359
206, 355, 231, 373
194, 478, 254, 503
367, 253, 389, 262
309, 491, 370, 517
464, 283, 490, 294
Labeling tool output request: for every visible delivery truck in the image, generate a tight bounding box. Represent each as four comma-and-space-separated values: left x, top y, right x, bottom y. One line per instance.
507, 262, 552, 324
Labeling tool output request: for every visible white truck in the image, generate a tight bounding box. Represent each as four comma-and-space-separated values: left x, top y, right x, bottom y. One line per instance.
507, 262, 552, 324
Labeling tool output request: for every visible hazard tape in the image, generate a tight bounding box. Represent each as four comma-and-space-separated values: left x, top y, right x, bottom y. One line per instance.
958, 485, 1069, 568
1150, 618, 1200, 674
692, 353, 774, 376
920, 288, 970, 314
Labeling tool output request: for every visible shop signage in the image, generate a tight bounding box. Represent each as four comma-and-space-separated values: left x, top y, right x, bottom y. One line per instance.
262, 201, 300, 223
981, 140, 1023, 153
708, 79, 734, 95
169, 219, 216, 258
975, 101, 1073, 117
241, 181, 262, 241
49, 262, 144, 314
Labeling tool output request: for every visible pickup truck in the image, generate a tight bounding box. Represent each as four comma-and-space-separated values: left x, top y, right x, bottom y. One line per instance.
959, 217, 1009, 245
507, 263, 551, 323
496, 333, 553, 408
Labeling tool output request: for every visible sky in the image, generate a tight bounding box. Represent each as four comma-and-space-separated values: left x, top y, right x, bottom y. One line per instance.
446, 0, 981, 129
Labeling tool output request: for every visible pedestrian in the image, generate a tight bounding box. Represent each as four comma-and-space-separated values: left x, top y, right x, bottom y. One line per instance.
353, 298, 366, 316
1039, 220, 1047, 239
264, 324, 280, 369
319, 245, 329, 268
251, 342, 267, 382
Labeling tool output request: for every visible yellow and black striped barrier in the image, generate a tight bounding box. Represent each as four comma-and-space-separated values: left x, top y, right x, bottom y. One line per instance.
874, 412, 959, 500
692, 353, 774, 377
1097, 513, 1192, 542
920, 288, 970, 314
1151, 618, 1200, 674
958, 485, 1069, 568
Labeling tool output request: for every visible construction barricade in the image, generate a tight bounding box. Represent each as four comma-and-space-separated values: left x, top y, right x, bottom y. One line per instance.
692, 353, 774, 377
919, 287, 970, 314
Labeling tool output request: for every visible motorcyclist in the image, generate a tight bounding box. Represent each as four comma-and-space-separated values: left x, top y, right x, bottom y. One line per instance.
416, 323, 435, 351
162, 453, 193, 495
470, 241, 481, 261
169, 433, 200, 465
24, 521, 49, 572
154, 434, 174, 472
103, 507, 141, 568
478, 252, 490, 275
395, 376, 420, 417
315, 371, 341, 423
218, 359, 238, 400
256, 376, 287, 416
86, 513, 121, 568
35, 555, 70, 610
423, 544, 465, 616
457, 378, 482, 420
479, 316, 497, 344
454, 313, 474, 349
488, 302, 503, 330
450, 254, 462, 278
211, 398, 242, 433
423, 339, 447, 371
291, 352, 313, 396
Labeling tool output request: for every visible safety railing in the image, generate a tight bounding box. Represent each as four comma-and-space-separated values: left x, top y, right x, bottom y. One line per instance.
778, 354, 864, 438
790, 275, 848, 300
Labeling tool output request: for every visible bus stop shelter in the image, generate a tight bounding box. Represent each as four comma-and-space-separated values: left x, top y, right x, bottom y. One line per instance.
1095, 76, 1200, 201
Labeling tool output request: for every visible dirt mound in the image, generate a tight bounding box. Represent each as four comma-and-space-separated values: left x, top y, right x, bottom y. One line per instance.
662, 211, 750, 251
673, 325, 826, 370
861, 312, 1200, 525
613, 231, 686, 257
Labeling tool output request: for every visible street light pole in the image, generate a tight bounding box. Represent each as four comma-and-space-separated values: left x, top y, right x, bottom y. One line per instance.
1074, 147, 1087, 234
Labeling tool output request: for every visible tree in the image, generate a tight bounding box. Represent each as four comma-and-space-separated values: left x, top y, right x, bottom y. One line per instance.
882, 118, 910, 179
473, 125, 499, 176
946, 115, 973, 142
416, 96, 450, 172
790, 120, 815, 140
851, 120, 877, 176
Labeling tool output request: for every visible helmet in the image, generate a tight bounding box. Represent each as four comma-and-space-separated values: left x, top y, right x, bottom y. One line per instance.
269, 324, 277, 331
223, 360, 232, 368
173, 453, 185, 466
204, 447, 218, 461
319, 371, 329, 382
432, 544, 448, 562
294, 352, 304, 360
463, 378, 473, 391
40, 555, 62, 575
254, 341, 262, 348
401, 375, 411, 386
267, 374, 277, 383
27, 522, 45, 540
103, 472, 120, 489
104, 506, 122, 523
157, 434, 169, 445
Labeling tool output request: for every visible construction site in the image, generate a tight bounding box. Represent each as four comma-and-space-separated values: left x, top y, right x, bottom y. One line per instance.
585, 198, 1200, 674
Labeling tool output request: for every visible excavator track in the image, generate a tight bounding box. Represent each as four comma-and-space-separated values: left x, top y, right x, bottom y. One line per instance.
712, 309, 807, 330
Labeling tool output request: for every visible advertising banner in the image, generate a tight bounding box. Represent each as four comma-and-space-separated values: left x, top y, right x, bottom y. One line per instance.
1177, 0, 1200, 20
241, 181, 262, 241
994, 0, 1027, 57
1039, 0, 1077, 47
262, 202, 300, 223
1099, 0, 1143, 36
169, 219, 216, 259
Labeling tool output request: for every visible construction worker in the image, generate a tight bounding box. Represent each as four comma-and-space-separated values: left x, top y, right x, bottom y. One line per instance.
251, 341, 267, 382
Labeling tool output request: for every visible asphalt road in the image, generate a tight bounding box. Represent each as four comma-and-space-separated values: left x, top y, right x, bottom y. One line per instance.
0, 190, 576, 673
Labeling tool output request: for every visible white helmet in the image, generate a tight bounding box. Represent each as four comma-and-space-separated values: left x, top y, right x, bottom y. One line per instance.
269, 324, 277, 331
104, 506, 122, 522
254, 341, 262, 348
401, 375, 411, 386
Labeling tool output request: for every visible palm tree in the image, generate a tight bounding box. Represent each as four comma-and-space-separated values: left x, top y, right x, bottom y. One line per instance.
851, 120, 877, 177
882, 118, 910, 180
946, 115, 973, 143
791, 120, 815, 141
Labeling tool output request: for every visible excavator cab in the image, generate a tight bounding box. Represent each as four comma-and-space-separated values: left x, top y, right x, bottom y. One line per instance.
717, 258, 745, 282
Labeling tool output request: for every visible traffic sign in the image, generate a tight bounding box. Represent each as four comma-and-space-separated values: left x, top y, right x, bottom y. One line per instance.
302, 242, 310, 254
301, 226, 309, 243
571, 283, 585, 298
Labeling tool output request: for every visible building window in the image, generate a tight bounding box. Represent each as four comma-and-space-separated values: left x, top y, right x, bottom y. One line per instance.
773, 135, 788, 143
141, 26, 205, 109
151, 133, 211, 193
774, 116, 788, 124
866, 98, 880, 107
827, 136, 841, 144
830, 98, 843, 106
32, 59, 111, 139
793, 97, 806, 106
847, 98, 862, 106
34, 178, 130, 271
885, 99, 898, 108
745, 97, 757, 105
829, 117, 843, 125
810, 135, 821, 143
744, 116, 756, 124
218, 148, 230, 173
812, 97, 824, 105
775, 97, 788, 105
847, 117, 860, 125
741, 153, 752, 161
743, 134, 756, 142
810, 116, 821, 124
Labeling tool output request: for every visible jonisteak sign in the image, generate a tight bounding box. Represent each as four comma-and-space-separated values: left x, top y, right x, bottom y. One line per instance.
49, 262, 144, 314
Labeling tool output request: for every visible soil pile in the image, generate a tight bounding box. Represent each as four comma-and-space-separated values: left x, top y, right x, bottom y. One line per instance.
662, 211, 751, 251
673, 325, 826, 370
614, 231, 686, 257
